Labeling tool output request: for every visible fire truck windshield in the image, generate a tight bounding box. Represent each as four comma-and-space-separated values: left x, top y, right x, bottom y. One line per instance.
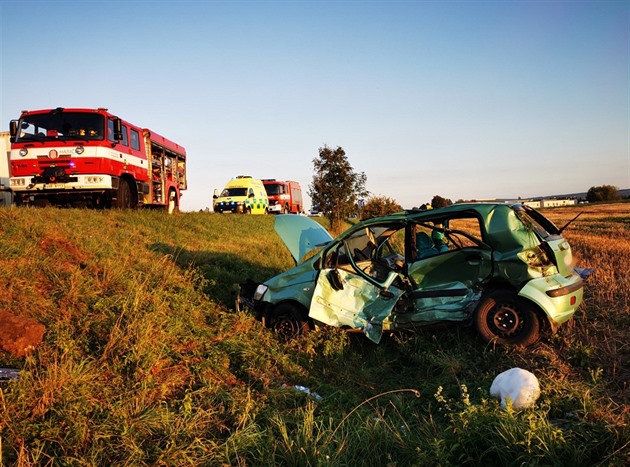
264, 184, 286, 195
15, 112, 105, 142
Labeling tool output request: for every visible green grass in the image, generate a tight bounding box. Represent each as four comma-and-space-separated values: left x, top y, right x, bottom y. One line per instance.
0, 207, 628, 466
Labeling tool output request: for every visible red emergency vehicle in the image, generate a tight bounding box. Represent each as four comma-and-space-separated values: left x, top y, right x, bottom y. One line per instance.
9, 107, 186, 212
263, 179, 303, 214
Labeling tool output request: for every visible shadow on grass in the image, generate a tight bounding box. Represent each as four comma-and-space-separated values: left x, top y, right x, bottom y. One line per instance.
149, 243, 284, 310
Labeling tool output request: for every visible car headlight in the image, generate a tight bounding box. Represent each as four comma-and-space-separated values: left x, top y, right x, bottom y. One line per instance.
254, 284, 268, 301
19, 148, 28, 157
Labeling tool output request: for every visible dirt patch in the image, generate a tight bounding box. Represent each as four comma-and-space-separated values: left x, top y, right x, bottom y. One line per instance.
0, 310, 46, 357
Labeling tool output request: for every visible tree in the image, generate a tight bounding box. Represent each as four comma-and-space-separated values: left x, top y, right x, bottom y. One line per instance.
431, 195, 453, 209
586, 185, 620, 203
309, 145, 368, 233
360, 195, 402, 220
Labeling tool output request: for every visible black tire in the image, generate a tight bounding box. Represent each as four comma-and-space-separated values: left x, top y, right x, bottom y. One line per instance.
115, 178, 132, 209
474, 291, 540, 346
266, 302, 310, 339
245, 206, 252, 215
283, 205, 289, 214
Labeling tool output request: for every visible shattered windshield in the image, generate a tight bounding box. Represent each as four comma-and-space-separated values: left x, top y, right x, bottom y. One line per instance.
15, 111, 105, 142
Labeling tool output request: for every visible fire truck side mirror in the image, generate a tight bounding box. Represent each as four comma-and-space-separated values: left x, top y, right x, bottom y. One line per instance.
113, 118, 123, 141
9, 120, 18, 139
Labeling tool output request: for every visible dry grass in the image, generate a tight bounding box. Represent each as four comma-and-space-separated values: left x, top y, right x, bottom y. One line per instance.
542, 203, 630, 398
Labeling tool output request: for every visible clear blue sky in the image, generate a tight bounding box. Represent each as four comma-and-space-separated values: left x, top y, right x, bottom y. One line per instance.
1, 0, 628, 211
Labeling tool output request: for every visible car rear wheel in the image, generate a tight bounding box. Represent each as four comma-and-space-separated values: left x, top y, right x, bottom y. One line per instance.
474, 291, 540, 346
266, 302, 310, 339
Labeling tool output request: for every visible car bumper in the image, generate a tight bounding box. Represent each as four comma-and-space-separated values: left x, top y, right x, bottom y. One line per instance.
215, 204, 245, 213
267, 204, 284, 213
518, 272, 584, 328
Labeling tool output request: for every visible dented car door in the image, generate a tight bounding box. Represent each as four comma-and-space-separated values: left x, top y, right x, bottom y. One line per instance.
309, 224, 408, 343
309, 267, 405, 343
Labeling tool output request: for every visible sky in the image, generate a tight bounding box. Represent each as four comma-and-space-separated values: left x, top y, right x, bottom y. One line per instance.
1, 0, 628, 212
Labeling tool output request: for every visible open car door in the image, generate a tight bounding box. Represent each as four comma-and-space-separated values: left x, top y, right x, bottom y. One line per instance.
308, 224, 408, 343
310, 267, 405, 343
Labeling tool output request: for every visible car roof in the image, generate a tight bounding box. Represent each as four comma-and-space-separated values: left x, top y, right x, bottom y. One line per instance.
354, 202, 521, 226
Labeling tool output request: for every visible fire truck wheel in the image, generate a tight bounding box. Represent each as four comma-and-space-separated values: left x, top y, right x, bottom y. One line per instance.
283, 205, 289, 214
116, 179, 132, 209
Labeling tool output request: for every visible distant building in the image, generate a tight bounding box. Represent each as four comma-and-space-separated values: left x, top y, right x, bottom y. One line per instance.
542, 198, 577, 207
522, 198, 577, 208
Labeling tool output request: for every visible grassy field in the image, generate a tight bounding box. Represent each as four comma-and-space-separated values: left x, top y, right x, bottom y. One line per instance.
0, 203, 628, 466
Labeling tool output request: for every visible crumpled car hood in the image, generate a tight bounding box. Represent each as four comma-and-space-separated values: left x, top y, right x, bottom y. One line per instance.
274, 214, 333, 264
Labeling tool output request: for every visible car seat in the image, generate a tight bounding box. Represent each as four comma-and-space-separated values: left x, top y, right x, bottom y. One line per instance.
416, 232, 438, 259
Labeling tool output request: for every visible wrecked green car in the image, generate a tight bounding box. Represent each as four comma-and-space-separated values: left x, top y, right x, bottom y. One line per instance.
238, 203, 587, 346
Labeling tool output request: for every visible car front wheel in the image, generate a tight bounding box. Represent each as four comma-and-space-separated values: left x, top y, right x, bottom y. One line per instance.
474, 291, 540, 346
265, 302, 310, 340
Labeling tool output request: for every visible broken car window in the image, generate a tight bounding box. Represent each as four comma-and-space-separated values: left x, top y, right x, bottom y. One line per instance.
336, 224, 406, 284
412, 215, 485, 259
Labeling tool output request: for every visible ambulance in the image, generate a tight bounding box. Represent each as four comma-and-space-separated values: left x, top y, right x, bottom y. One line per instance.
213, 175, 268, 214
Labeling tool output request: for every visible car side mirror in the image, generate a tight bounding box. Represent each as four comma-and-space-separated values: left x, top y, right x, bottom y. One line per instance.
327, 269, 344, 291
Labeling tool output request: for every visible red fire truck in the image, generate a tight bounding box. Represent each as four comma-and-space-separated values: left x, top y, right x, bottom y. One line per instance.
263, 179, 303, 214
8, 107, 186, 212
